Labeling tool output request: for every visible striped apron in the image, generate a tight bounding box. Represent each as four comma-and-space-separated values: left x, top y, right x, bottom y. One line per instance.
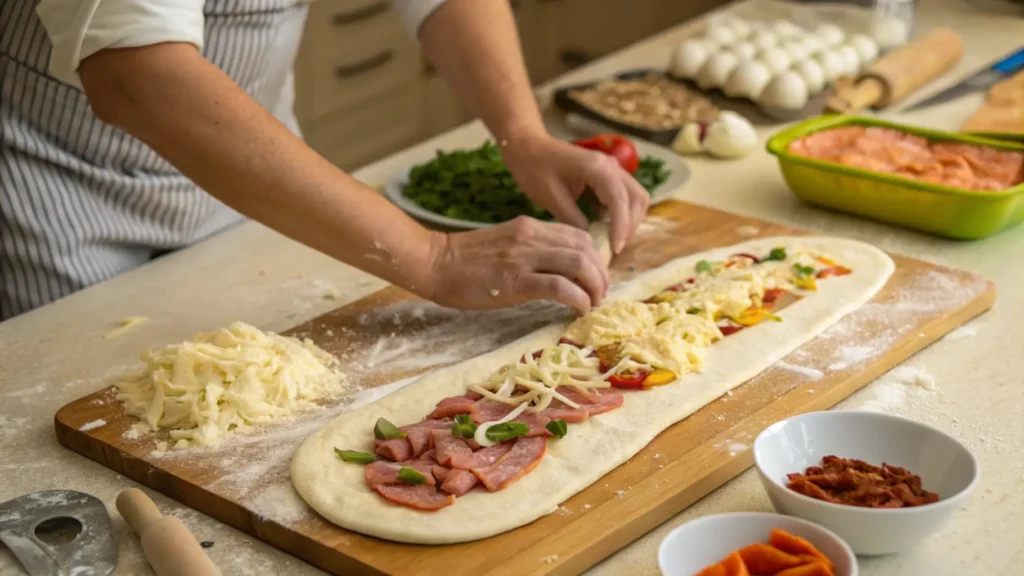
0, 0, 308, 320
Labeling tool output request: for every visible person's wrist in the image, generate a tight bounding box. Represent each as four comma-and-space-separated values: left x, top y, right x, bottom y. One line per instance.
416, 230, 452, 304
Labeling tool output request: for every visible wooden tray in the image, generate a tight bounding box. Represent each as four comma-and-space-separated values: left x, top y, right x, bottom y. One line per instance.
55, 201, 994, 576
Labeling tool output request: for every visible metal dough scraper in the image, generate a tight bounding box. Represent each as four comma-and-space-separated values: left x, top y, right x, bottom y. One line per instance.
0, 490, 117, 576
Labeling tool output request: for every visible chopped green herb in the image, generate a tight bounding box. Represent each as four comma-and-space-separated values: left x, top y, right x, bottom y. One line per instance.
545, 419, 568, 438
765, 247, 787, 262
793, 263, 815, 278
374, 417, 406, 440
451, 413, 478, 439
484, 422, 530, 443
400, 141, 670, 225
686, 307, 704, 315
695, 260, 714, 273
397, 467, 427, 485
334, 448, 377, 464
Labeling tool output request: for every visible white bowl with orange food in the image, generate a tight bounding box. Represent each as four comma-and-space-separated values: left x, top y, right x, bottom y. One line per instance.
753, 410, 979, 556
658, 512, 857, 576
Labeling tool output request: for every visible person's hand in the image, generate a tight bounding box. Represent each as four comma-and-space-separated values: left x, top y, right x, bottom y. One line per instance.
425, 216, 609, 313
501, 131, 650, 254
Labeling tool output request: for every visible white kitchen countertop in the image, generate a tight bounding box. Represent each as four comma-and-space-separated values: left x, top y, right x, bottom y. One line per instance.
2, 0, 1023, 574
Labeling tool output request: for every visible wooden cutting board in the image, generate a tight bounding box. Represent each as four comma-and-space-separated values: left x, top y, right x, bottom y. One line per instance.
55, 201, 994, 576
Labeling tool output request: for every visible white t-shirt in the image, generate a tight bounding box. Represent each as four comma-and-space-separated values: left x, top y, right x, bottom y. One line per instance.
35, 0, 449, 89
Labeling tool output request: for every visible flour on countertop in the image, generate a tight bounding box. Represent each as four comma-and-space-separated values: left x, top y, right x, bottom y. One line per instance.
774, 361, 824, 380
79, 419, 107, 431
946, 323, 980, 341
846, 365, 938, 413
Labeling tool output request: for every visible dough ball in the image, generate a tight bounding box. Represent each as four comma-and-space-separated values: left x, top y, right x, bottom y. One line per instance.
758, 47, 793, 74
836, 45, 861, 77
723, 60, 772, 99
771, 19, 805, 39
871, 16, 909, 50
704, 111, 758, 159
780, 40, 810, 61
815, 49, 845, 82
696, 51, 740, 90
760, 71, 809, 110
751, 30, 780, 52
670, 40, 711, 79
814, 23, 846, 47
800, 35, 825, 56
729, 41, 758, 60
792, 59, 826, 95
706, 25, 738, 47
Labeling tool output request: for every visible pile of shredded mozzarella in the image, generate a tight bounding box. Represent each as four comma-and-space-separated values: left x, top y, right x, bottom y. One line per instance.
116, 321, 345, 449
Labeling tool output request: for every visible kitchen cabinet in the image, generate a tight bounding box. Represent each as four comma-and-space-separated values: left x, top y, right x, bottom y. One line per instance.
294, 0, 726, 171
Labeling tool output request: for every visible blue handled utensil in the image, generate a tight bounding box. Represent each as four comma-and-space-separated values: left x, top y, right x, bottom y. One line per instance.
904, 46, 1024, 111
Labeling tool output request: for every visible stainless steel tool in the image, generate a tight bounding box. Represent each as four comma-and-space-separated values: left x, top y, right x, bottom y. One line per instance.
0, 490, 117, 576
904, 46, 1024, 111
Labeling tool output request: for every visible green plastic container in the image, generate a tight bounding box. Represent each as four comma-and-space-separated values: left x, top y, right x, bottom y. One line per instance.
766, 115, 1024, 240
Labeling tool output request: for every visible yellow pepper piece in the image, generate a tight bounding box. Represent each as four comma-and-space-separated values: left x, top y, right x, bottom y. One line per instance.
734, 308, 767, 326
817, 256, 837, 266
794, 277, 818, 291
649, 291, 683, 304
644, 369, 677, 388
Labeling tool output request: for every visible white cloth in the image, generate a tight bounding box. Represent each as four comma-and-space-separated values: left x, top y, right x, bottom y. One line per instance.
35, 0, 449, 88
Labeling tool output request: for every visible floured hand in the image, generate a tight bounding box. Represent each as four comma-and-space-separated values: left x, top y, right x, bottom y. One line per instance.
425, 216, 609, 313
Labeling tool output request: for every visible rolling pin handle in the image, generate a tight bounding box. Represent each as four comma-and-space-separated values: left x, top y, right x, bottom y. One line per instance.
117, 488, 162, 535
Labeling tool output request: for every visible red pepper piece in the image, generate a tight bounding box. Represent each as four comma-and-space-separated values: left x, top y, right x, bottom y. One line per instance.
520, 349, 544, 363
558, 337, 583, 347
608, 370, 649, 389
764, 288, 787, 303
572, 134, 640, 174
719, 324, 744, 336
816, 265, 852, 279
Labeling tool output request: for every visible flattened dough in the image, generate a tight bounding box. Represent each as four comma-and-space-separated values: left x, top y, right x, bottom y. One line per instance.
292, 236, 894, 544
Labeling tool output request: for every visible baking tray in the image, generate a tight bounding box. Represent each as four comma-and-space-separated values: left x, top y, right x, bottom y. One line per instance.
552, 69, 830, 147
767, 115, 1024, 240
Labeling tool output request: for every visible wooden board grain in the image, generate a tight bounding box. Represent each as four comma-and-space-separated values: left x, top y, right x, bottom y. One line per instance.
55, 201, 994, 576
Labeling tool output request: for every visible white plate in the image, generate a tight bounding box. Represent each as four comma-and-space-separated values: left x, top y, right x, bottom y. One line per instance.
657, 512, 858, 576
753, 410, 979, 555
382, 138, 691, 230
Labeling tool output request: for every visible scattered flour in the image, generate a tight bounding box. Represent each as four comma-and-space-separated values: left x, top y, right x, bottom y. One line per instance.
735, 225, 760, 237
79, 419, 107, 431
847, 365, 938, 413
828, 345, 877, 371
946, 323, 979, 341
541, 555, 559, 564
774, 361, 824, 380
247, 482, 312, 526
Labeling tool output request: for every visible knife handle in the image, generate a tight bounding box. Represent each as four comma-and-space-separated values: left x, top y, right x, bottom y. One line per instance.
993, 47, 1024, 75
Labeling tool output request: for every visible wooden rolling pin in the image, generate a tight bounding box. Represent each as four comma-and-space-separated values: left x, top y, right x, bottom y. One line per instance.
117, 488, 221, 576
826, 28, 964, 114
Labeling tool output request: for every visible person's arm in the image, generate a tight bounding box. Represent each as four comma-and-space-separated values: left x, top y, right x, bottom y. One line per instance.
78, 43, 608, 311
414, 0, 650, 254
80, 43, 439, 295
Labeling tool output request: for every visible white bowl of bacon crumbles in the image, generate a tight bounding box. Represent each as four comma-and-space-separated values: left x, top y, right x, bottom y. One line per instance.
753, 410, 979, 556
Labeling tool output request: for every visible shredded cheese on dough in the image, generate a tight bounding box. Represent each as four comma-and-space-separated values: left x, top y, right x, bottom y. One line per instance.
116, 321, 345, 448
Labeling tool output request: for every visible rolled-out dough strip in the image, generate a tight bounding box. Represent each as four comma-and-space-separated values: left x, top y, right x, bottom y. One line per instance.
292, 236, 894, 544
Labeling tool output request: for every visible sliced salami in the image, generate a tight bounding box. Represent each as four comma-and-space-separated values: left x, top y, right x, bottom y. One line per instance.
432, 429, 472, 466
449, 441, 514, 470
471, 437, 547, 492
374, 439, 412, 462
440, 469, 479, 497
364, 461, 436, 488
427, 396, 477, 419
374, 484, 454, 511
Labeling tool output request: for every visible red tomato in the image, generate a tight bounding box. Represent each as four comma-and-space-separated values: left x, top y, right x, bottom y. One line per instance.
608, 370, 649, 389
573, 134, 640, 174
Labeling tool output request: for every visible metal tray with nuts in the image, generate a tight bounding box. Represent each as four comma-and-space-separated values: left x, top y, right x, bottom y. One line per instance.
553, 71, 720, 146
